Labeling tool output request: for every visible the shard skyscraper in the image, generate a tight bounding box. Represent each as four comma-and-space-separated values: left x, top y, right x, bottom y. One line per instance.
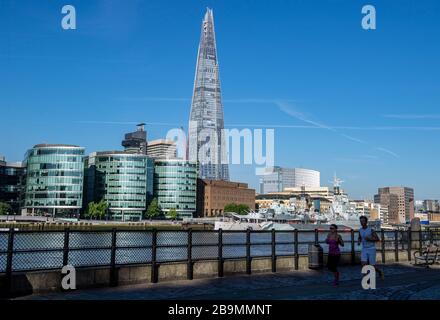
188, 8, 229, 180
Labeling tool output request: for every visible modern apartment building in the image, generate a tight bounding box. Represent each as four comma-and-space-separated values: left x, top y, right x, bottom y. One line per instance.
23, 144, 85, 218
84, 151, 154, 221
374, 187, 415, 224
196, 179, 256, 217
153, 159, 197, 218
259, 167, 320, 194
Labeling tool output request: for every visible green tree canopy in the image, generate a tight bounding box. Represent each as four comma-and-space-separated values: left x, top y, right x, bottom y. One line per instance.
224, 203, 250, 215
85, 202, 97, 219
168, 208, 178, 220
146, 198, 161, 219
85, 200, 108, 219
96, 199, 108, 219
0, 202, 12, 215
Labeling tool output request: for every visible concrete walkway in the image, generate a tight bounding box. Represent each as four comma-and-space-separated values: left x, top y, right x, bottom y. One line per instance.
18, 263, 440, 300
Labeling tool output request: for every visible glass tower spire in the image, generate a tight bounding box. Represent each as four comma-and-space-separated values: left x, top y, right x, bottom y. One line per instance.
188, 8, 229, 181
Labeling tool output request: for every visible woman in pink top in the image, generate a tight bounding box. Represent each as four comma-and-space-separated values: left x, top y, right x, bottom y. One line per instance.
325, 224, 344, 286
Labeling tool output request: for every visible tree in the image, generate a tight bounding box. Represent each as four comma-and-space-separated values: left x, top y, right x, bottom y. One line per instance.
85, 202, 98, 219
85, 200, 108, 220
224, 203, 238, 214
168, 208, 178, 220
0, 202, 12, 215
224, 203, 250, 215
84, 202, 96, 219
96, 199, 108, 220
146, 198, 161, 219
237, 204, 250, 215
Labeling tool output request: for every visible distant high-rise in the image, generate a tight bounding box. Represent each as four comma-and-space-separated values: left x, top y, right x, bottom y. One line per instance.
146, 139, 177, 160
374, 187, 415, 224
188, 8, 229, 181
122, 123, 147, 154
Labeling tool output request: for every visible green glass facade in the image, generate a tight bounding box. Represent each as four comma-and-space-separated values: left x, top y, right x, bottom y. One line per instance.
154, 159, 197, 218
23, 144, 84, 218
0, 158, 26, 214
84, 152, 154, 221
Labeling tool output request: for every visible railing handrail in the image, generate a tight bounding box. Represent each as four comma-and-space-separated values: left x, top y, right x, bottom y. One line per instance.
1, 228, 439, 284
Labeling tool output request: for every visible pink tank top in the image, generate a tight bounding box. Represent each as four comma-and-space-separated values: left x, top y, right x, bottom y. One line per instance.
328, 238, 340, 255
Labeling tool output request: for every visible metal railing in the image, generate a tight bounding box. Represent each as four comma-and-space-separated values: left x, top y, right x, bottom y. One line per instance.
0, 228, 439, 291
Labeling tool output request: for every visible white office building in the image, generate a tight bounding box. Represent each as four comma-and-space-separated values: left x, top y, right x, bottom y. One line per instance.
259, 167, 320, 194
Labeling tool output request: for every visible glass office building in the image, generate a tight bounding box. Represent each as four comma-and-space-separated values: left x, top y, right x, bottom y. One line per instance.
84, 151, 154, 221
0, 156, 26, 214
188, 9, 229, 180
23, 144, 85, 218
154, 159, 197, 218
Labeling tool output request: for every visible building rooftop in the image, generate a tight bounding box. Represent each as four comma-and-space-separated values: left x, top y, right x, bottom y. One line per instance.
202, 179, 251, 189
90, 150, 150, 157
154, 158, 196, 164
34, 144, 82, 148
147, 139, 176, 146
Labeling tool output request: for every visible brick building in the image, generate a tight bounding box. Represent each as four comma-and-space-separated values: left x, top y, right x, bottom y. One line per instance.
197, 179, 255, 217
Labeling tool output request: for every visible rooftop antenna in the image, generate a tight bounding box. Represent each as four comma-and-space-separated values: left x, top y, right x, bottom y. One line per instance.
137, 123, 146, 131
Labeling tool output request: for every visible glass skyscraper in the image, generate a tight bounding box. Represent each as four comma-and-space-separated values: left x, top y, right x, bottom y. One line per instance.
188, 8, 229, 181
84, 151, 154, 221
23, 144, 85, 218
153, 159, 197, 218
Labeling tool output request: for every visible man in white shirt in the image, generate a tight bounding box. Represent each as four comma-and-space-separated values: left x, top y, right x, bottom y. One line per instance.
358, 216, 384, 280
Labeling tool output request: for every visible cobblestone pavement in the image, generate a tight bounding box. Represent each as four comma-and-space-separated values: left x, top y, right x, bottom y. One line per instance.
19, 263, 440, 300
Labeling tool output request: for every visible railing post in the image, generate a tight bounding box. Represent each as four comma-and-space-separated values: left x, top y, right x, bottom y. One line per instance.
109, 228, 117, 287
271, 229, 276, 273
151, 229, 158, 283
394, 230, 399, 262
5, 228, 15, 297
246, 229, 251, 275
63, 227, 70, 266
419, 229, 423, 250
294, 229, 299, 270
187, 229, 193, 280
314, 228, 319, 245
381, 229, 386, 264
407, 227, 412, 261
350, 229, 355, 265
218, 229, 223, 277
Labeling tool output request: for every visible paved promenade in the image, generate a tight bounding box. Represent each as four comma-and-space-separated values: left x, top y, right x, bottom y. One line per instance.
19, 263, 440, 300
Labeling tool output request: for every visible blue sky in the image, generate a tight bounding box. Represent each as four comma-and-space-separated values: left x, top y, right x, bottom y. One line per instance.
1, 0, 440, 199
